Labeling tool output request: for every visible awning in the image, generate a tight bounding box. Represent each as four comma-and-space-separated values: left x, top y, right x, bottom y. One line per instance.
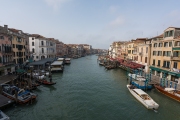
168, 72, 177, 76
149, 66, 160, 71
172, 47, 180, 51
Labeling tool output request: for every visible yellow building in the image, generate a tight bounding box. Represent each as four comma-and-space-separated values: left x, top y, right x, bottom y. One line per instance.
150, 27, 180, 82
136, 38, 151, 72
9, 28, 26, 64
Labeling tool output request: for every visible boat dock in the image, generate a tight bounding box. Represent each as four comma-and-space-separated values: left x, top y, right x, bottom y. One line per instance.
0, 94, 14, 109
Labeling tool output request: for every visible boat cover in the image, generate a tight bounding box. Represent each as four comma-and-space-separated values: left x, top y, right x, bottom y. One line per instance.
133, 89, 147, 95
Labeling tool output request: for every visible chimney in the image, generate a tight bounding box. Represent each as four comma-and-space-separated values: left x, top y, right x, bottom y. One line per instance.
4, 25, 8, 31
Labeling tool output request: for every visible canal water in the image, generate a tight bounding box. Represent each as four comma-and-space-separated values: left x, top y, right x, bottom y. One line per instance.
4, 55, 180, 120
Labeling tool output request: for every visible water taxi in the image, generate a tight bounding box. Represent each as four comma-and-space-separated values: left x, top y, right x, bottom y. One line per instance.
127, 85, 159, 110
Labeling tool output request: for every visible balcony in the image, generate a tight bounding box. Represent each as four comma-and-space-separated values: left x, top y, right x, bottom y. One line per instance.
171, 56, 180, 61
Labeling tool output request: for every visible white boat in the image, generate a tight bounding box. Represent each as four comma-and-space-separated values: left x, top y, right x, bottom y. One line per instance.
0, 110, 10, 120
127, 85, 159, 110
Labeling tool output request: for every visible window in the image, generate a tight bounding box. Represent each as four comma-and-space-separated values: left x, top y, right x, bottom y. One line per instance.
41, 41, 44, 46
157, 60, 160, 66
167, 51, 171, 56
157, 51, 162, 56
169, 30, 174, 37
128, 50, 131, 54
32, 48, 35, 53
174, 62, 178, 69
158, 43, 162, 47
36, 56, 38, 59
153, 51, 156, 56
32, 42, 34, 46
164, 42, 168, 47
169, 42, 172, 47
145, 57, 147, 63
152, 59, 155, 65
0, 46, 1, 51
42, 48, 44, 53
146, 47, 148, 53
32, 38, 34, 40
163, 51, 167, 56
0, 36, 4, 39
175, 41, 180, 46
163, 61, 170, 68
154, 43, 157, 47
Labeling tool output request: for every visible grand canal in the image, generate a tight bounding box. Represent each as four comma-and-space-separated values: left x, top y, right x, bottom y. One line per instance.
4, 55, 180, 120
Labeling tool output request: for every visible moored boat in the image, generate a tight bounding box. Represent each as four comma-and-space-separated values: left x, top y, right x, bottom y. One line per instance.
127, 84, 159, 109
65, 58, 71, 64
36, 79, 56, 85
0, 110, 10, 120
1, 84, 37, 104
154, 84, 180, 102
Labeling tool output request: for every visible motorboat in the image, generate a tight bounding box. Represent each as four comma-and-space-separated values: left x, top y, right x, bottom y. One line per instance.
127, 84, 159, 110
154, 84, 180, 102
1, 84, 37, 104
0, 110, 10, 120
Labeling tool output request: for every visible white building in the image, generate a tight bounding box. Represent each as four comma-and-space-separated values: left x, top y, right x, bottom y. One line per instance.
29, 34, 56, 61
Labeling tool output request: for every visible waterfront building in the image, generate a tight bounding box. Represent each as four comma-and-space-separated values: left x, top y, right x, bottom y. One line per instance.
8, 28, 27, 65
81, 44, 92, 55
135, 38, 150, 72
56, 40, 64, 58
77, 45, 83, 57
127, 39, 145, 61
0, 25, 14, 75
29, 34, 56, 61
150, 27, 180, 82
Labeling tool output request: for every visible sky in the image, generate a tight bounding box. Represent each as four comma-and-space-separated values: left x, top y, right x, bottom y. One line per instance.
0, 0, 180, 49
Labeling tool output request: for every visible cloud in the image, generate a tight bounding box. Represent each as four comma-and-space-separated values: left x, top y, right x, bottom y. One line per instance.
45, 0, 71, 11
108, 6, 119, 14
109, 16, 125, 28
168, 10, 180, 17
